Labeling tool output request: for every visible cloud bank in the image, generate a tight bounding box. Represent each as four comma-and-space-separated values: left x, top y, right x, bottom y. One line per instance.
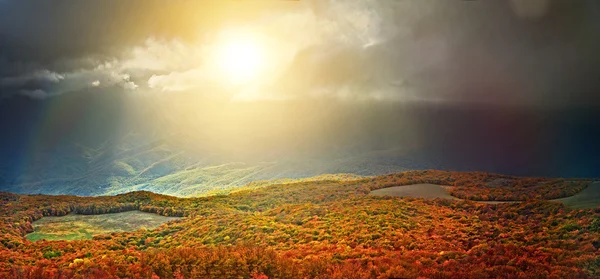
0, 0, 599, 106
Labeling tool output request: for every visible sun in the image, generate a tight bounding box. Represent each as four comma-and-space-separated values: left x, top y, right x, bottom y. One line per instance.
216, 34, 265, 84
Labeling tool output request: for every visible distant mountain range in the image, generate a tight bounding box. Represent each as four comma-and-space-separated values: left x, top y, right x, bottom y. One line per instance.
1, 92, 599, 196
1, 132, 437, 197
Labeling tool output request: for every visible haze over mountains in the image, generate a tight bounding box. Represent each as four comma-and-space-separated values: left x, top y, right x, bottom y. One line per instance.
1, 90, 598, 197
1, 0, 599, 197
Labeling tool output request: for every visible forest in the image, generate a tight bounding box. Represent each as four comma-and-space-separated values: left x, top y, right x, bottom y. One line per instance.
361, 170, 592, 201
0, 170, 599, 278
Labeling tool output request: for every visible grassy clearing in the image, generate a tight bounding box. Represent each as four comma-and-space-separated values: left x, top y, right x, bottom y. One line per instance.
552, 182, 600, 209
369, 184, 459, 200
369, 184, 519, 204
369, 182, 600, 207
26, 210, 180, 241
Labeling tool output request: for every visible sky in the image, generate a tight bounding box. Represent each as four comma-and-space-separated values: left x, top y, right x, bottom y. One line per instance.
0, 0, 600, 180
0, 0, 599, 105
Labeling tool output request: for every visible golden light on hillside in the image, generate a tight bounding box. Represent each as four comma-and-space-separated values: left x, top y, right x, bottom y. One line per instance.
215, 31, 266, 84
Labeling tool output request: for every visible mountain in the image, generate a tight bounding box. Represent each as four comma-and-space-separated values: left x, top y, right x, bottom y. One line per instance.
2, 130, 436, 196
1, 92, 599, 196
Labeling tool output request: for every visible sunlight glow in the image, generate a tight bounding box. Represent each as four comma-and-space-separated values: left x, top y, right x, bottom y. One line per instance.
216, 33, 265, 84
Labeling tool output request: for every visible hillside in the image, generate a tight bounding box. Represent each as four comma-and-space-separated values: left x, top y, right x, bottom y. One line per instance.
1, 171, 600, 278
3, 99, 600, 198
2, 132, 434, 197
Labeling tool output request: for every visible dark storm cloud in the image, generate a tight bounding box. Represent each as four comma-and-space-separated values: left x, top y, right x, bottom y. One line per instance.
264, 0, 600, 106
0, 0, 229, 98
0, 0, 599, 105
382, 0, 600, 106
421, 0, 600, 107
0, 0, 207, 64
0, 1, 141, 98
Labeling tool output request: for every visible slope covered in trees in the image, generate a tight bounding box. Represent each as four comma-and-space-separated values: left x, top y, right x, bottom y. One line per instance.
361, 170, 592, 201
0, 171, 599, 278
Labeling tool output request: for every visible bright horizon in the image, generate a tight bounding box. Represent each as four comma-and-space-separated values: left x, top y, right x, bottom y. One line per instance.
0, 0, 599, 195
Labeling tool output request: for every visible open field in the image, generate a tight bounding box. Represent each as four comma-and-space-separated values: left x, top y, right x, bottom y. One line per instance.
369, 182, 600, 207
552, 181, 600, 209
369, 183, 459, 200
26, 210, 181, 241
369, 184, 513, 204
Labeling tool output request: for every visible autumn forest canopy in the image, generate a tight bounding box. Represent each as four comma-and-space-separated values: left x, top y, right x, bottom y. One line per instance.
1, 170, 600, 278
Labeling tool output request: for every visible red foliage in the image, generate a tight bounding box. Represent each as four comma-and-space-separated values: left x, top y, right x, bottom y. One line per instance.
361, 170, 592, 201
0, 171, 599, 278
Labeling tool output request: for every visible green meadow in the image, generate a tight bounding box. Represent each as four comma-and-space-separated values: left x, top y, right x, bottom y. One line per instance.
26, 210, 180, 241
370, 182, 600, 208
